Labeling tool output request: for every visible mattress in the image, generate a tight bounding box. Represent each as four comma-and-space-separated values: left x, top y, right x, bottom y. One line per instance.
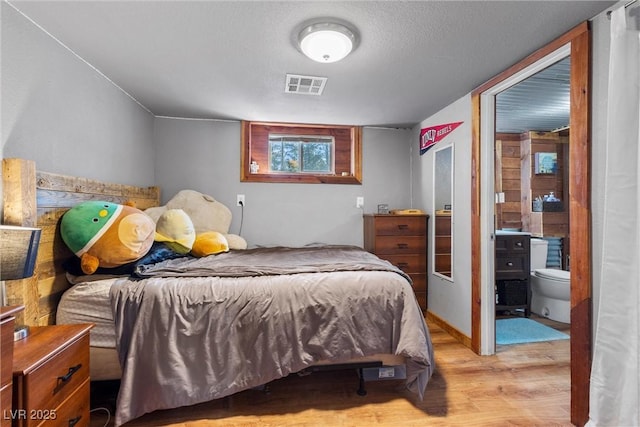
56, 274, 409, 382
56, 276, 118, 348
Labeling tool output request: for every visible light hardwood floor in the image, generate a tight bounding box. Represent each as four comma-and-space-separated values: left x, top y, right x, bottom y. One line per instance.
90, 317, 571, 427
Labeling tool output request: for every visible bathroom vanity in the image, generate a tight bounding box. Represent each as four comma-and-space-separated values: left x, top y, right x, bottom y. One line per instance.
495, 231, 531, 317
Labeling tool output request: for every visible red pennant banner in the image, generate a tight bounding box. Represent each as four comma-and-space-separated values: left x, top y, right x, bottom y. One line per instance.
420, 121, 463, 155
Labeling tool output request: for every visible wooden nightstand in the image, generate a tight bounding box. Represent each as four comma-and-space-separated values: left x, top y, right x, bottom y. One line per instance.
363, 214, 429, 310
11, 324, 93, 427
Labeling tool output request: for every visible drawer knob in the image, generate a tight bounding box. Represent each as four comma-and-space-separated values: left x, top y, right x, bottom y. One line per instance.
506, 262, 514, 266
397, 224, 409, 229
68, 416, 82, 427
397, 262, 409, 268
58, 364, 82, 384
516, 242, 523, 247
397, 243, 408, 249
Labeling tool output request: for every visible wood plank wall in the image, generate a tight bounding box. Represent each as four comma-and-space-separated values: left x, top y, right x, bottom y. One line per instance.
2, 158, 160, 326
495, 131, 569, 238
495, 133, 522, 230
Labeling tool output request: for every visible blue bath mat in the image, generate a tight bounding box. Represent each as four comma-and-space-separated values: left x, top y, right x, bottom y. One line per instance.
496, 318, 569, 345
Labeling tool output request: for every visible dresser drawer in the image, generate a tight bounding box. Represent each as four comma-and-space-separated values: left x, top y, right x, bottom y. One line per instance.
1, 383, 11, 427
363, 214, 429, 311
37, 379, 90, 427
371, 235, 426, 254
495, 255, 528, 278
20, 335, 90, 423
1, 317, 14, 389
409, 274, 427, 293
371, 216, 426, 236
495, 235, 530, 254
382, 254, 426, 274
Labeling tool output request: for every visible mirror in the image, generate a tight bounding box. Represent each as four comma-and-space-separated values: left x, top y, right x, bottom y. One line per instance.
434, 145, 453, 279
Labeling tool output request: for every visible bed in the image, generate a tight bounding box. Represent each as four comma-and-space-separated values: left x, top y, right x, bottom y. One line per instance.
2, 158, 434, 427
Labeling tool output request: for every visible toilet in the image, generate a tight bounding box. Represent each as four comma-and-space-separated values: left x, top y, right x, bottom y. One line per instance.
530, 238, 571, 324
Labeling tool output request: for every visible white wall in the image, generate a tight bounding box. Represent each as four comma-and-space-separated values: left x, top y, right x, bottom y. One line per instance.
411, 96, 472, 336
1, 2, 155, 196
153, 118, 413, 247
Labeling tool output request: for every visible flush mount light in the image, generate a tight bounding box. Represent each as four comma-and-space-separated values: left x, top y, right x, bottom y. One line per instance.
298, 22, 358, 63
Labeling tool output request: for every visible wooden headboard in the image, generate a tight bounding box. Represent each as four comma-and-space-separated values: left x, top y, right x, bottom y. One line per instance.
2, 158, 160, 326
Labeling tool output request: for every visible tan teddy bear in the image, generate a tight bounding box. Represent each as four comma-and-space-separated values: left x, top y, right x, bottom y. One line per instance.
145, 190, 247, 251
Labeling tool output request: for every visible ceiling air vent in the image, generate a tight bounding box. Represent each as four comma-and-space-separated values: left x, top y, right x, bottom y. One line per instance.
285, 74, 327, 96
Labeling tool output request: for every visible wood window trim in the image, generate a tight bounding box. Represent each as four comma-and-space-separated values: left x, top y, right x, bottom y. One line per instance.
241, 121, 362, 184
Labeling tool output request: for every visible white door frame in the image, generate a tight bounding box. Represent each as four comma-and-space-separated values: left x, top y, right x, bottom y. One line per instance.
479, 44, 571, 355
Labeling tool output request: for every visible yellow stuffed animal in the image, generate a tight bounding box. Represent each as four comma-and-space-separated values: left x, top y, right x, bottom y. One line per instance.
191, 231, 229, 257
154, 209, 196, 254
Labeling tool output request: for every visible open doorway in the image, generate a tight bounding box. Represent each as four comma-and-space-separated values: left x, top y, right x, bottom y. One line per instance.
494, 57, 571, 342
471, 22, 592, 426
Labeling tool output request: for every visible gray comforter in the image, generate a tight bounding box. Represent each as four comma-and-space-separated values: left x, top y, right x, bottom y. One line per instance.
110, 245, 434, 426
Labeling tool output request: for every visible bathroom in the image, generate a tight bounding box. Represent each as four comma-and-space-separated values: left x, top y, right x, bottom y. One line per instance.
495, 129, 571, 327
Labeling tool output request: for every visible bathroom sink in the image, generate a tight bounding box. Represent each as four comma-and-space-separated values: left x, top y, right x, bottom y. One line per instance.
495, 230, 532, 236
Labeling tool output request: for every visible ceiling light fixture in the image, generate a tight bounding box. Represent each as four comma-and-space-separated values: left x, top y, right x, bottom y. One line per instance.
298, 22, 358, 63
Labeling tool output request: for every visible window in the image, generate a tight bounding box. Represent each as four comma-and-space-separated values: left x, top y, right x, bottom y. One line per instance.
241, 121, 362, 184
269, 135, 333, 174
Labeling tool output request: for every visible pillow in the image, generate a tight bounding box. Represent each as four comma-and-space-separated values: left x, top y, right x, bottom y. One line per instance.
136, 241, 188, 265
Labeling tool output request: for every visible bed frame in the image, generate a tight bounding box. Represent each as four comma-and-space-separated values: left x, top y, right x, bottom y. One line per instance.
2, 158, 159, 326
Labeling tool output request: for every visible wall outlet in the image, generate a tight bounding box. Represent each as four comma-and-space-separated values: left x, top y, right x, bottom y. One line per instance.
236, 194, 245, 206
356, 196, 364, 209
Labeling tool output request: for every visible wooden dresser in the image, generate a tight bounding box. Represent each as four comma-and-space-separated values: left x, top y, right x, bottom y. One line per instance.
363, 214, 429, 310
495, 233, 531, 317
11, 324, 93, 427
1, 306, 24, 427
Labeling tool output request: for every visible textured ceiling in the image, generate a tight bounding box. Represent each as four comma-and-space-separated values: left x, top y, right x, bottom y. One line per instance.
496, 57, 571, 133
7, 1, 616, 130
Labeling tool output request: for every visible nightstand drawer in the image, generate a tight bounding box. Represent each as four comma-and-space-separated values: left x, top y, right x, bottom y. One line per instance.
372, 236, 426, 254
37, 379, 90, 427
21, 335, 90, 422
1, 317, 14, 389
1, 383, 11, 427
371, 216, 426, 236
383, 254, 426, 274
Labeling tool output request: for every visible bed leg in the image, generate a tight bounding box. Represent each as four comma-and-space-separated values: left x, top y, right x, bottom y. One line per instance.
357, 368, 367, 396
